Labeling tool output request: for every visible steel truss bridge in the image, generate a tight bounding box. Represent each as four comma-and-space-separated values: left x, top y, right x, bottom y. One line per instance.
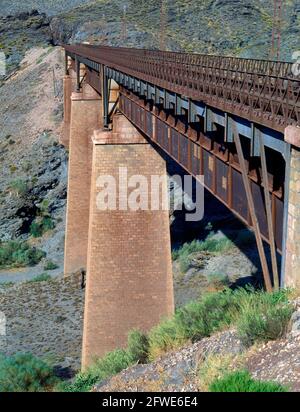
64, 44, 300, 290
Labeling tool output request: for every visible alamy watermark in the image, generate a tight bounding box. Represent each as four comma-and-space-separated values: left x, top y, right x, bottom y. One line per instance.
95, 168, 205, 222
292, 51, 300, 77
0, 52, 6, 76
0, 311, 6, 337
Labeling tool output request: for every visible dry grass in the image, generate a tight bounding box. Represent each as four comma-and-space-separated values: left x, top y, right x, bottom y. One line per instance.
197, 353, 245, 392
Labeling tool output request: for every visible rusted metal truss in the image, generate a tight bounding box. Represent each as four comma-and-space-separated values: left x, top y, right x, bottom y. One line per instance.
64, 44, 300, 133
119, 89, 285, 258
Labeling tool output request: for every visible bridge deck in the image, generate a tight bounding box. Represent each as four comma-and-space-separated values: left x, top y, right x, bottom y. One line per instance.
65, 44, 300, 133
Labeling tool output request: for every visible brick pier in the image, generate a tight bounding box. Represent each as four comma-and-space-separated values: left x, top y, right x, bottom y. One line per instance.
81, 114, 174, 369
64, 90, 102, 276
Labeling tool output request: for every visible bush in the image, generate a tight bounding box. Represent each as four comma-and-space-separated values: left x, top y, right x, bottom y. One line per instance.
30, 217, 55, 238
235, 288, 292, 346
148, 317, 186, 361
209, 370, 287, 392
28, 273, 52, 283
9, 179, 28, 196
127, 330, 149, 364
61, 349, 133, 392
148, 287, 293, 360
43, 260, 59, 271
176, 289, 238, 342
174, 235, 234, 272
0, 353, 57, 392
0, 241, 46, 269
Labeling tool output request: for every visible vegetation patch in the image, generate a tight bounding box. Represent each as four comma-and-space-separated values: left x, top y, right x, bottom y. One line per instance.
0, 353, 57, 392
59, 287, 293, 392
198, 354, 241, 392
59, 329, 149, 392
30, 201, 55, 238
0, 241, 46, 269
172, 235, 234, 273
27, 273, 52, 283
30, 217, 55, 238
43, 260, 59, 271
209, 370, 287, 392
236, 289, 293, 347
8, 179, 29, 197
148, 287, 292, 360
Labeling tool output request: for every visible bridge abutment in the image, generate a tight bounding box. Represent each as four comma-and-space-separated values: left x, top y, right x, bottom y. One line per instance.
64, 91, 102, 276
284, 126, 300, 288
81, 114, 174, 369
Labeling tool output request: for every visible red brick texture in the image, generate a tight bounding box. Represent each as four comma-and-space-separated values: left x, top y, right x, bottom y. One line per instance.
285, 125, 300, 148
62, 75, 72, 148
64, 92, 102, 276
81, 115, 174, 369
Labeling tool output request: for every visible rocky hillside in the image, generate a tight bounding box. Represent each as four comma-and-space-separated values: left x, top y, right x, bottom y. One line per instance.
1, 0, 300, 78
0, 1, 92, 17
49, 0, 300, 60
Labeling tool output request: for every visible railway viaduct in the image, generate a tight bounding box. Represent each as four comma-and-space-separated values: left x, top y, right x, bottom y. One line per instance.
62, 44, 300, 369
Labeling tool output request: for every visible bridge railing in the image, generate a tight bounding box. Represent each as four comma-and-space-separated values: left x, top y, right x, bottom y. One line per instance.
65, 45, 300, 131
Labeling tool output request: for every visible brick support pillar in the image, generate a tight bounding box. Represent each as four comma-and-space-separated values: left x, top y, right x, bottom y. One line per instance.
82, 114, 174, 369
62, 75, 73, 148
64, 91, 102, 276
283, 126, 300, 288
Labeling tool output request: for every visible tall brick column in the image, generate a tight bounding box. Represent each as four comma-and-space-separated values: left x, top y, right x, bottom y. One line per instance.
62, 75, 72, 148
64, 91, 102, 276
283, 126, 300, 288
82, 114, 174, 369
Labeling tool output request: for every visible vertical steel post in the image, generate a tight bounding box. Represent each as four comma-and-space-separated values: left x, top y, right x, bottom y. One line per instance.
280, 143, 292, 287
65, 51, 69, 76
102, 65, 109, 128
75, 56, 80, 92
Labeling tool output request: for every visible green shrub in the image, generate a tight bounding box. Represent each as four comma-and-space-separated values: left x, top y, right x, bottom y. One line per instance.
43, 260, 59, 271
0, 241, 46, 269
61, 349, 133, 392
148, 287, 293, 360
175, 235, 234, 272
176, 289, 238, 342
30, 217, 55, 238
28, 273, 52, 283
233, 287, 292, 346
9, 179, 28, 196
127, 329, 150, 364
0, 353, 57, 392
148, 317, 187, 360
209, 370, 287, 392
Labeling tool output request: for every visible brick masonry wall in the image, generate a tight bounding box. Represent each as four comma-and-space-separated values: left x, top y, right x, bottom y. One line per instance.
64, 92, 102, 276
285, 134, 300, 288
82, 115, 174, 369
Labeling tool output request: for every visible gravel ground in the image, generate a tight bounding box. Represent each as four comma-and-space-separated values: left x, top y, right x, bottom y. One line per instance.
0, 273, 84, 372
245, 335, 300, 392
